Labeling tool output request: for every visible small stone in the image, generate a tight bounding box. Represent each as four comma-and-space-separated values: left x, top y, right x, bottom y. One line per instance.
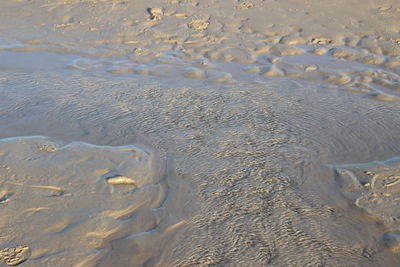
106, 175, 135, 185
304, 64, 319, 72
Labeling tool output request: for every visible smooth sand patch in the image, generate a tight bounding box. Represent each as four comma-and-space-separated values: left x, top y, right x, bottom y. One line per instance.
0, 136, 189, 266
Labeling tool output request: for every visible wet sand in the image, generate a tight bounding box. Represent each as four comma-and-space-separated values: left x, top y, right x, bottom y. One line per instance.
0, 0, 400, 266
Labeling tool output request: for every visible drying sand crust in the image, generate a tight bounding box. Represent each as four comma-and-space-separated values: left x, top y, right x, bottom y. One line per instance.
0, 0, 400, 266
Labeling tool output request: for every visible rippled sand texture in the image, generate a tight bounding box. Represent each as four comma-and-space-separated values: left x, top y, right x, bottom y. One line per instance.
0, 136, 189, 266
1, 72, 400, 266
1, 0, 400, 266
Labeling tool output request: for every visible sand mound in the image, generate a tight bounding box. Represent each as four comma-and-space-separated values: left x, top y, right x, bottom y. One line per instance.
0, 0, 399, 100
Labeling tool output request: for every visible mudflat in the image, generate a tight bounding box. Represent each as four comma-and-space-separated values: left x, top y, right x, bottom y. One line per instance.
0, 0, 400, 266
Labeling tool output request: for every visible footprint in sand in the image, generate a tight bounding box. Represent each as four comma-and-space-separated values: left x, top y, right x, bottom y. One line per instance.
188, 19, 210, 31
236, 2, 255, 10
0, 246, 31, 266
147, 7, 164, 21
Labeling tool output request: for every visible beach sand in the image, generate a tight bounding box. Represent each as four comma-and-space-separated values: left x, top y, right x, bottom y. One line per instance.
0, 0, 400, 266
